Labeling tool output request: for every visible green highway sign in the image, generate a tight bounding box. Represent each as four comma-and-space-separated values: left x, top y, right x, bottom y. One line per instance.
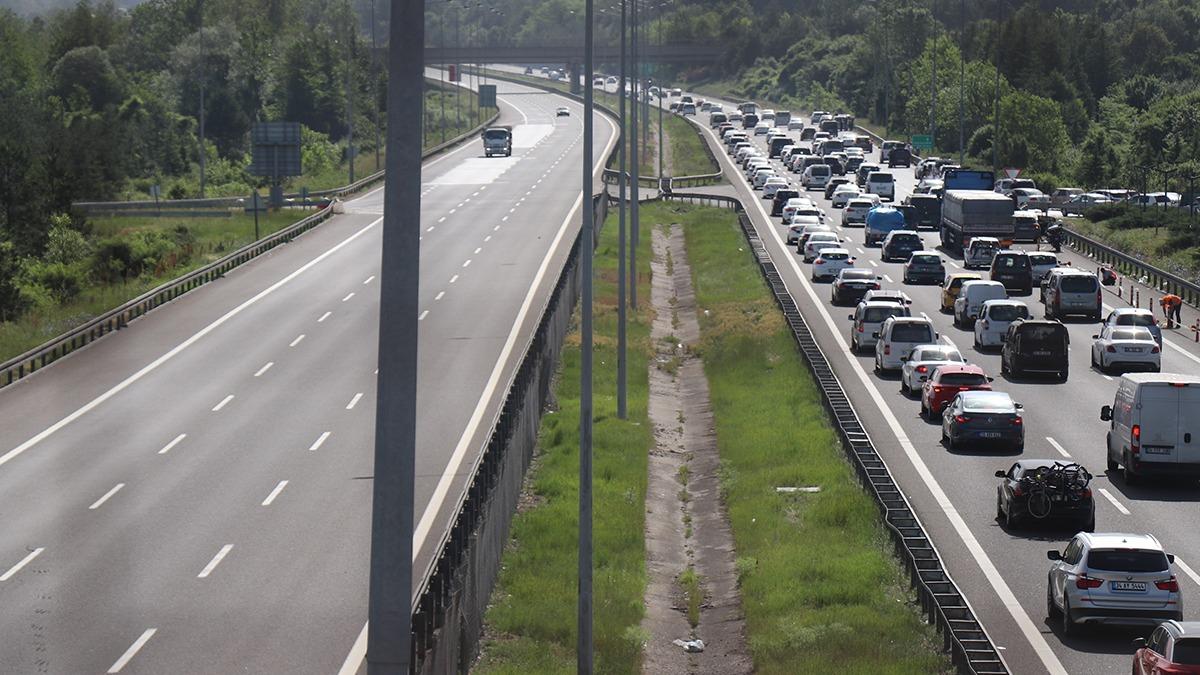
911, 134, 933, 150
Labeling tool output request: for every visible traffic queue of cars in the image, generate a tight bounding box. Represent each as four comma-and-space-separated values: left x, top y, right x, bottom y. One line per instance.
695, 94, 1200, 661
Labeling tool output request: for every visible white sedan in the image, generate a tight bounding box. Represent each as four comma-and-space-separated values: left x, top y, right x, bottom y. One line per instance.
974, 300, 1030, 349
792, 206, 826, 225
811, 248, 855, 281
831, 185, 861, 208
899, 344, 965, 396
787, 217, 827, 245
803, 232, 842, 262
1091, 326, 1161, 373
752, 168, 777, 188
762, 177, 790, 198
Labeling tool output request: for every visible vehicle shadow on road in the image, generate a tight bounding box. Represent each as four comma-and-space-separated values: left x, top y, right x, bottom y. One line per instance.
940, 438, 1023, 457
1041, 619, 1145, 656
1103, 471, 1200, 503
992, 518, 1083, 542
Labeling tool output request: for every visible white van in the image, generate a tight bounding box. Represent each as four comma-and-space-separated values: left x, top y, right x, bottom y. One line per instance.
849, 301, 911, 352
866, 171, 895, 201
874, 316, 938, 372
1044, 268, 1102, 321
802, 164, 832, 190
1101, 374, 1200, 483
953, 280, 1008, 328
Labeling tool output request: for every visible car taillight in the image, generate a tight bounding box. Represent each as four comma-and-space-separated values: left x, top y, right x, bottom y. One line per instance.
871, 283, 880, 290
954, 415, 970, 424
1075, 575, 1104, 590
916, 365, 928, 373
1106, 345, 1116, 353
815, 258, 824, 264
1012, 417, 1022, 425
1156, 577, 1180, 592
1012, 484, 1024, 496
1132, 424, 1141, 456
884, 345, 891, 355
857, 325, 864, 333
1152, 346, 1160, 353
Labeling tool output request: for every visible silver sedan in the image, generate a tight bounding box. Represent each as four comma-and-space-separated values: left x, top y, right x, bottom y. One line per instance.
899, 344, 965, 396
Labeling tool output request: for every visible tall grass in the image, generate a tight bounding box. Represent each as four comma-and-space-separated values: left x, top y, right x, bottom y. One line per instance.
474, 203, 659, 674
679, 206, 951, 674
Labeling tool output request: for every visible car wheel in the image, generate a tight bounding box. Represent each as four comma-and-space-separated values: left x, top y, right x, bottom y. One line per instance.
900, 379, 909, 395
941, 424, 949, 445
1106, 451, 1119, 473
1046, 584, 1060, 619
920, 399, 929, 419
1061, 596, 1076, 637
996, 494, 1004, 521
973, 335, 982, 350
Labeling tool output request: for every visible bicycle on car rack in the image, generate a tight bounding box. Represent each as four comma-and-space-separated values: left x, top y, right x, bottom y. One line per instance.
1019, 461, 1092, 519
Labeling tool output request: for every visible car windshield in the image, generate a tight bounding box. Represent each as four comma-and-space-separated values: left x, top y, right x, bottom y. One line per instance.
1060, 275, 1098, 293
891, 235, 920, 245
890, 324, 933, 342
822, 252, 848, 260
987, 305, 1029, 321
939, 373, 988, 386
811, 167, 830, 176
840, 270, 874, 280
961, 392, 1014, 412
483, 129, 509, 139
1111, 327, 1154, 341
1174, 639, 1200, 665
1086, 549, 1169, 573
1028, 254, 1056, 266
864, 307, 905, 322
911, 255, 941, 265
1114, 314, 1155, 327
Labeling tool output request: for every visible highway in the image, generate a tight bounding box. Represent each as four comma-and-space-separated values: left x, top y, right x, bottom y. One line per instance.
664, 91, 1200, 674
0, 75, 616, 674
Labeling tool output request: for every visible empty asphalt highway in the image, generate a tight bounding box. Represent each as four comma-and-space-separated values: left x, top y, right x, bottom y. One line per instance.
0, 77, 616, 674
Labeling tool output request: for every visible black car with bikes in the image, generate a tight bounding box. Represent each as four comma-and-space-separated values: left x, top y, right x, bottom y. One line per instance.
996, 460, 1095, 531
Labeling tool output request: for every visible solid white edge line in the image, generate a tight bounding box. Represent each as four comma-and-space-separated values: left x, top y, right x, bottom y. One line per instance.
0, 547, 44, 581
1045, 437, 1071, 458
0, 217, 383, 471
699, 117, 1063, 674
339, 77, 620, 675
211, 394, 234, 412
107, 628, 157, 673
1097, 488, 1131, 515
261, 480, 288, 506
158, 433, 187, 455
1176, 557, 1200, 589
88, 483, 125, 510
309, 431, 331, 451
197, 544, 233, 578
346, 393, 364, 410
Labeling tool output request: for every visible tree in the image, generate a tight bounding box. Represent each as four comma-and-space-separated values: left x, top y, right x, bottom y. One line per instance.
1076, 127, 1120, 188
51, 45, 124, 110
996, 90, 1069, 173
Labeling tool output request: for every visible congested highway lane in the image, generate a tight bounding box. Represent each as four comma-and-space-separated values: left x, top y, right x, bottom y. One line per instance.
676, 95, 1200, 674
0, 76, 616, 674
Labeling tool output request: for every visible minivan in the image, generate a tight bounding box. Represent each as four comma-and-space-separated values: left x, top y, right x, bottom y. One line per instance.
1101, 373, 1200, 482
867, 171, 895, 201
990, 251, 1033, 294
818, 139, 845, 156
1001, 319, 1070, 381
802, 164, 832, 190
849, 301, 912, 352
709, 112, 728, 128
875, 316, 939, 372
1044, 269, 1102, 321
954, 280, 1008, 328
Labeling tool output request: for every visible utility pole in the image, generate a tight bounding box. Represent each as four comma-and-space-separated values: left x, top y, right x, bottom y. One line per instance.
439, 4, 448, 144
656, 2, 663, 182
365, 0, 420, 670
958, 0, 965, 165
617, 0, 628, 420
629, 0, 639, 310
991, 0, 1002, 176
346, 0, 356, 184
578, 0, 596, 669
372, 0, 381, 171
198, 0, 206, 198
930, 0, 937, 149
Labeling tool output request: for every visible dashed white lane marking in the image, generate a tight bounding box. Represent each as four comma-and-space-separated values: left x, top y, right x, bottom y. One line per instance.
261, 481, 288, 506
1177, 558, 1200, 589
418, 310, 430, 321
494, 225, 501, 231
868, 260, 878, 267
427, 226, 435, 232
0, 547, 44, 581
343, 292, 355, 302
107, 628, 156, 673
89, 483, 125, 510
462, 259, 472, 268
501, 215, 509, 222
509, 207, 516, 213
474, 247, 482, 254
472, 191, 480, 197
212, 395, 234, 412
346, 393, 364, 410
484, 235, 492, 242
308, 431, 331, 451
449, 208, 456, 214
449, 275, 459, 284
438, 216, 446, 223
363, 275, 375, 284
947, 260, 961, 269
197, 544, 233, 578
435, 291, 445, 301
254, 362, 273, 377
1046, 437, 1071, 458
883, 274, 894, 283
158, 433, 187, 455
1098, 488, 1131, 515
289, 334, 305, 347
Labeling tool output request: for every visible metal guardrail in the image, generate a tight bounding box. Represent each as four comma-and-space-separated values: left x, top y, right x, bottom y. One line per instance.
3, 98, 499, 391
1062, 226, 1200, 307
661, 190, 1007, 675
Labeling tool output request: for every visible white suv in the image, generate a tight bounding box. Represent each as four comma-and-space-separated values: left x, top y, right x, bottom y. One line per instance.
1047, 532, 1182, 635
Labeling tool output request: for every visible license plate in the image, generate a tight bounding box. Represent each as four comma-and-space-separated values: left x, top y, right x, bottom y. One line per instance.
1111, 581, 1147, 592
979, 432, 1002, 439
1143, 446, 1172, 455
1033, 350, 1051, 356
1125, 347, 1144, 353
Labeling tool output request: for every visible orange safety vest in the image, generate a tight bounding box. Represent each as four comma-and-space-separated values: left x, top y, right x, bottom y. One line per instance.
1161, 294, 1182, 308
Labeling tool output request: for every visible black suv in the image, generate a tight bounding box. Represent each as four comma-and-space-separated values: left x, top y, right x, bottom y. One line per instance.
907, 194, 941, 229
990, 251, 1033, 294
771, 189, 800, 216
881, 231, 923, 262
1001, 319, 1070, 381
887, 147, 912, 168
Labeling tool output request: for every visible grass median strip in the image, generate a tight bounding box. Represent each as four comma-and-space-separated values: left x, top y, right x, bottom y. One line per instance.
474, 205, 656, 673
677, 204, 951, 674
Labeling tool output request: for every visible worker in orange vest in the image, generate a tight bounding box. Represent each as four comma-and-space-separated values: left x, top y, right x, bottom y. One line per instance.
1161, 293, 1183, 328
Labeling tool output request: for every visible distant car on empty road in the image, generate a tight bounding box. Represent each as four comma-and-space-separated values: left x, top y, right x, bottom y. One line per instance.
556, 106, 570, 117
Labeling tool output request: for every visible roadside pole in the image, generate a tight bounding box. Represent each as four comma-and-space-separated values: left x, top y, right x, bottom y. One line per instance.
617, 0, 628, 420
629, 0, 639, 310
366, 0, 419, 671
578, 0, 596, 670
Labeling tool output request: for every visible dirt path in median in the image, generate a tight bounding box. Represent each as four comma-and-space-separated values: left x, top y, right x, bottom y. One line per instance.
641, 224, 751, 675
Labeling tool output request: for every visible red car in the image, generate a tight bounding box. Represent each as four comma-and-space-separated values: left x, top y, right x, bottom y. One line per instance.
1134, 620, 1200, 674
920, 364, 993, 420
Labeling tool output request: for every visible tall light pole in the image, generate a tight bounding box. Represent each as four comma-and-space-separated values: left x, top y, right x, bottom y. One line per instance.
616, 0, 628, 420
197, 0, 206, 198
929, 0, 937, 150
958, 0, 965, 165
345, 0, 356, 184
578, 0, 596, 669
366, 0, 420, 670
656, 1, 664, 181
629, 0, 639, 310
371, 0, 381, 171
991, 0, 1002, 176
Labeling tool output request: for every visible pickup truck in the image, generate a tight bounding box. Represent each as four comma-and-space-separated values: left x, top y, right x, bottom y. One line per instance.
482, 126, 512, 157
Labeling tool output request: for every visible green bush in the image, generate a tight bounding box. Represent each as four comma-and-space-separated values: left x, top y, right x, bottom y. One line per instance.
93, 238, 135, 282
21, 260, 87, 303
45, 221, 92, 266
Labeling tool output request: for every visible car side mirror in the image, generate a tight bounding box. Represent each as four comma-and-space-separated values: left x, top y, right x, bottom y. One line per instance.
847, 314, 855, 321
876, 276, 883, 281
1091, 335, 1099, 340
1168, 553, 1176, 564
1132, 637, 1146, 650
1100, 405, 1113, 422
872, 332, 881, 339
900, 357, 908, 362
995, 470, 1006, 478
987, 377, 995, 382
1014, 402, 1023, 409
934, 332, 940, 339
1046, 550, 1062, 561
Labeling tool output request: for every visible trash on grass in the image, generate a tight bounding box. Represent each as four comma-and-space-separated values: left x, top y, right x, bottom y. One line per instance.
775, 486, 821, 493
672, 638, 705, 653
